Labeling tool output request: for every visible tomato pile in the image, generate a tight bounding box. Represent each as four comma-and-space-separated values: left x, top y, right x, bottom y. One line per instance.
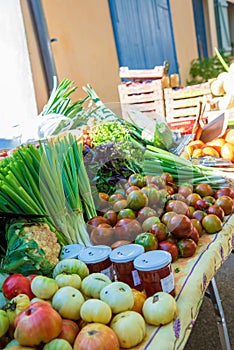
88, 173, 234, 260
0, 260, 177, 349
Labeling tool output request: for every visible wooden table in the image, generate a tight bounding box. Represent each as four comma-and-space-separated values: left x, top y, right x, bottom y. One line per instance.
131, 214, 234, 350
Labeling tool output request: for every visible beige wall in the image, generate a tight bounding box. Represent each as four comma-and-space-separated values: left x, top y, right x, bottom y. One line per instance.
42, 0, 121, 104
20, 0, 48, 114
170, 0, 198, 86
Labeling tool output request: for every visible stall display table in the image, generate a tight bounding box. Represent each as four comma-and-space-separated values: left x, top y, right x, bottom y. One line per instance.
131, 214, 234, 350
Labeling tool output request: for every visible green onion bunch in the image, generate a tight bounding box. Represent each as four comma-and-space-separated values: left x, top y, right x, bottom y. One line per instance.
0, 135, 97, 246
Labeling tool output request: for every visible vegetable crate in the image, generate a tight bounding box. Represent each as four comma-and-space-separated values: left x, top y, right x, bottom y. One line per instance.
119, 66, 165, 81
118, 80, 165, 119
164, 82, 212, 121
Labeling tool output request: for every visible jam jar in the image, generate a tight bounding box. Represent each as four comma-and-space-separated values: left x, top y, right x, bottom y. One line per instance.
109, 244, 145, 290
78, 245, 114, 281
133, 250, 175, 297
60, 244, 84, 260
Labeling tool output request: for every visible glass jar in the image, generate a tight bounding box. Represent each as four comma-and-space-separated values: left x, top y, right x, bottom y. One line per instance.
78, 245, 114, 281
133, 250, 175, 297
109, 244, 145, 290
60, 244, 84, 260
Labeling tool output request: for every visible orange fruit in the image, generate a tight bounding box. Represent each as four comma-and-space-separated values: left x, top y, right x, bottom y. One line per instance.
225, 129, 234, 145
131, 288, 147, 314
206, 138, 226, 153
188, 140, 205, 150
192, 148, 204, 157
202, 146, 220, 157
220, 142, 234, 162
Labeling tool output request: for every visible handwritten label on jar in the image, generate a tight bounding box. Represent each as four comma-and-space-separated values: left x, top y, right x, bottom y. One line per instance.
161, 272, 175, 293
132, 269, 141, 286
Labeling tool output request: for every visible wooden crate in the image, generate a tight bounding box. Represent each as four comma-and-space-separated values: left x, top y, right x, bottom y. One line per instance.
119, 66, 165, 80
164, 82, 212, 121
118, 80, 165, 118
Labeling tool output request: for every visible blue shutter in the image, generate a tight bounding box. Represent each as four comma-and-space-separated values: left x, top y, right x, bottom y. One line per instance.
214, 0, 232, 54
192, 0, 208, 58
108, 0, 178, 75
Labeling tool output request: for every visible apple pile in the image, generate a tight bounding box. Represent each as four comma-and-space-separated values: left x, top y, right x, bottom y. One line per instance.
186, 129, 234, 162
0, 259, 178, 349
87, 172, 234, 261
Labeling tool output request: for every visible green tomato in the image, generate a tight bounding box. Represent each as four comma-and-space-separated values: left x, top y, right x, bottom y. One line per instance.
43, 338, 73, 350
135, 232, 158, 251
80, 299, 112, 324
0, 309, 10, 337
52, 286, 84, 320
31, 276, 59, 299
55, 273, 82, 289
100, 281, 134, 313
53, 259, 89, 279
110, 310, 146, 348
81, 272, 112, 298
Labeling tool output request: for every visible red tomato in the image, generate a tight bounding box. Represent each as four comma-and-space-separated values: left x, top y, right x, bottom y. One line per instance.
158, 241, 179, 261
73, 323, 120, 350
14, 301, 62, 346
2, 274, 35, 300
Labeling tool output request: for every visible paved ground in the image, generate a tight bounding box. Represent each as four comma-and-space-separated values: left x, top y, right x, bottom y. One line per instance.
185, 252, 234, 350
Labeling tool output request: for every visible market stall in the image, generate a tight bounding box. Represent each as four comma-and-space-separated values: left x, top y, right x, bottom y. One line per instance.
0, 77, 234, 350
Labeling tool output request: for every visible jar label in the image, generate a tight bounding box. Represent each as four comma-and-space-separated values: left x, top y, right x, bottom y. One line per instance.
132, 269, 141, 286
101, 265, 114, 281
161, 272, 174, 293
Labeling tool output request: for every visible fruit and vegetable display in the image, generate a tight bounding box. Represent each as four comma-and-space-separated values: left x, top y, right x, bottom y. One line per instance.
186, 129, 234, 163
0, 78, 234, 349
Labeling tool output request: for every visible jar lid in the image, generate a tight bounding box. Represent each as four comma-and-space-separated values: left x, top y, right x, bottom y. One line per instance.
109, 244, 145, 263
133, 250, 172, 271
78, 245, 112, 264
60, 244, 84, 260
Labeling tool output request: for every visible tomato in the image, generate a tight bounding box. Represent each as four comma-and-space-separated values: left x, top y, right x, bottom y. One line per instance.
128, 173, 146, 188
137, 206, 157, 223
167, 214, 193, 239
52, 258, 89, 280
215, 195, 234, 215
214, 187, 234, 199
207, 204, 225, 221
14, 302, 62, 346
31, 276, 58, 299
142, 291, 178, 326
110, 311, 146, 348
126, 190, 148, 211
158, 241, 179, 261
100, 281, 134, 314
43, 338, 73, 350
0, 310, 9, 337
2, 274, 35, 300
177, 238, 197, 258
117, 208, 136, 221
114, 218, 142, 241
73, 323, 120, 350
131, 288, 147, 314
195, 183, 214, 197
178, 184, 193, 198
80, 299, 112, 324
141, 216, 160, 232
165, 200, 189, 215
55, 273, 82, 289
140, 186, 160, 206
58, 319, 79, 345
103, 210, 118, 226
186, 193, 202, 207
81, 272, 112, 299
150, 222, 168, 242
194, 199, 209, 210
202, 214, 222, 234
135, 232, 158, 251
90, 225, 116, 246
52, 286, 85, 320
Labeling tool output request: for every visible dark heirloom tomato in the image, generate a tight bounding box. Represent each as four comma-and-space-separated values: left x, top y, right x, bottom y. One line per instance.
158, 240, 179, 261
115, 218, 142, 241
126, 190, 148, 211
177, 238, 197, 258
207, 205, 225, 221
165, 200, 189, 215
150, 222, 168, 242
215, 196, 234, 215
87, 216, 111, 233
135, 232, 158, 251
137, 207, 157, 223
195, 183, 214, 197
128, 173, 146, 188
214, 187, 234, 199
90, 225, 115, 246
194, 199, 210, 210
167, 214, 193, 239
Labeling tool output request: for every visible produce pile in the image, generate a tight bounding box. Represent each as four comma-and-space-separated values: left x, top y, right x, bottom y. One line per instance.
0, 78, 234, 349
186, 129, 234, 163
0, 260, 178, 349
